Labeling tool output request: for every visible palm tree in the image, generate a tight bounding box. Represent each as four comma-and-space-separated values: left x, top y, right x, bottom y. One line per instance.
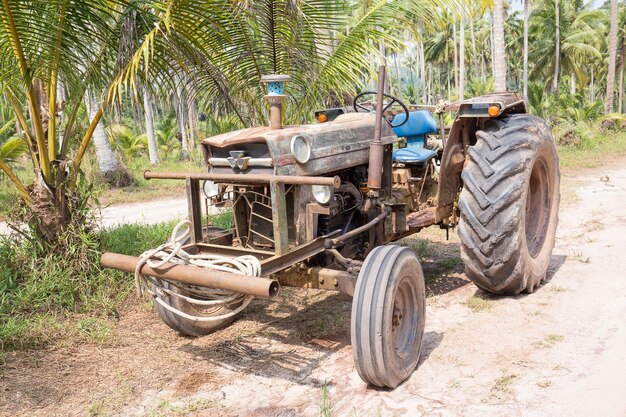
529, 2, 605, 94
493, 0, 507, 91
111, 0, 452, 127
0, 0, 137, 242
605, 0, 619, 114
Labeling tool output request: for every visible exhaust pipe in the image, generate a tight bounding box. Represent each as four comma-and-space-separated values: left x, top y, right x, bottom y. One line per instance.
101, 252, 279, 298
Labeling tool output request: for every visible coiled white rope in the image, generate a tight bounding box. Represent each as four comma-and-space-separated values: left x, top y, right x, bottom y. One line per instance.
135, 220, 261, 322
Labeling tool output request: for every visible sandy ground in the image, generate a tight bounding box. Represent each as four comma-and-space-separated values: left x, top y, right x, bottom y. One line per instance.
1, 165, 626, 417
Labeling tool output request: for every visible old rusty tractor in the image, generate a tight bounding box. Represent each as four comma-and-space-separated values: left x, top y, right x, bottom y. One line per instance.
102, 67, 560, 388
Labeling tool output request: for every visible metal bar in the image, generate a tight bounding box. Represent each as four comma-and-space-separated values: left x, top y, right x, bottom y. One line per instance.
367, 66, 386, 193
250, 228, 275, 243
101, 252, 279, 298
326, 211, 388, 248
186, 178, 203, 244
251, 211, 273, 224
270, 181, 289, 256
194, 242, 274, 258
261, 232, 340, 276
144, 170, 341, 188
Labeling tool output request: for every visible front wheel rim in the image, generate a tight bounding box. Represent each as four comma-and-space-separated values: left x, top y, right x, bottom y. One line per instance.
392, 276, 419, 358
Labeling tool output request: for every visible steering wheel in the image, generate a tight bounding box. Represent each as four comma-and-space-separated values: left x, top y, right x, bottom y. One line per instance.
353, 91, 410, 128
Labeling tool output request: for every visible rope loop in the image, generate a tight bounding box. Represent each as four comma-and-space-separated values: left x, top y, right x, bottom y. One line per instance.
134, 220, 260, 322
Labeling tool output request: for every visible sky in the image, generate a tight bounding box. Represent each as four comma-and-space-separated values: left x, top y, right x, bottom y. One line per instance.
510, 0, 607, 12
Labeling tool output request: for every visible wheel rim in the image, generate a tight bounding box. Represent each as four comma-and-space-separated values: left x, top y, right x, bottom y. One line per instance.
392, 276, 419, 358
525, 157, 551, 258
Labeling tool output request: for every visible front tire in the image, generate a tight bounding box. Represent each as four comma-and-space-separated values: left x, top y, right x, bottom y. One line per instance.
458, 114, 560, 294
151, 226, 248, 336
351, 245, 426, 388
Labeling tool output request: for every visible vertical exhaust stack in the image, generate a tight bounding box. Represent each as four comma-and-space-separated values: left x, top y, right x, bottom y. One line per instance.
367, 66, 387, 197
261, 74, 292, 129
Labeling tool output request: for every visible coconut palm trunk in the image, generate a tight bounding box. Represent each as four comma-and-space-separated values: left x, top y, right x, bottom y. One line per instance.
459, 15, 465, 100
470, 18, 478, 79
617, 44, 626, 113
523, 0, 529, 98
605, 0, 619, 114
493, 0, 507, 91
143, 88, 160, 164
86, 92, 129, 184
176, 83, 189, 160
553, 0, 560, 94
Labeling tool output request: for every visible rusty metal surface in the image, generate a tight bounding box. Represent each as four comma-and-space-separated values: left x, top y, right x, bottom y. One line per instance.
275, 266, 356, 296
269, 181, 289, 256
326, 211, 388, 248
186, 179, 203, 244
144, 170, 340, 188
435, 117, 474, 223
406, 207, 437, 229
260, 232, 339, 276
201, 112, 397, 177
367, 66, 387, 193
100, 252, 279, 298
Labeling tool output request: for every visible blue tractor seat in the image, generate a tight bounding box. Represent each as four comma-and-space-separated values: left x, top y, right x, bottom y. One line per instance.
391, 110, 439, 165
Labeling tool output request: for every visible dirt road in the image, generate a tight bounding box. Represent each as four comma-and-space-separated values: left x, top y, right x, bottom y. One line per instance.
1, 165, 626, 417
0, 197, 188, 235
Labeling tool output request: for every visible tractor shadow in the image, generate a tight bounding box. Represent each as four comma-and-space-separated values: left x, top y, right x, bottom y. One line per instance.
178, 236, 565, 388
179, 288, 444, 388
470, 254, 568, 300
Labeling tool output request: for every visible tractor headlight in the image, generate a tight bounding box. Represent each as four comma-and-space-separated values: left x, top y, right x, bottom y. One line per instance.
202, 180, 220, 198
312, 185, 333, 205
290, 135, 311, 164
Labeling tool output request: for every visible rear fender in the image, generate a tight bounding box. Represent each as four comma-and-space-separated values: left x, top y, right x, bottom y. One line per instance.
436, 93, 527, 223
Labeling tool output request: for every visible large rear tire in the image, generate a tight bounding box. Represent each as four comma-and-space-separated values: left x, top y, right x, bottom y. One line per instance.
458, 114, 560, 294
351, 245, 426, 388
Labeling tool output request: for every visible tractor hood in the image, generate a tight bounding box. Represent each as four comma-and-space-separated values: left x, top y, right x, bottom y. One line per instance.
201, 112, 397, 176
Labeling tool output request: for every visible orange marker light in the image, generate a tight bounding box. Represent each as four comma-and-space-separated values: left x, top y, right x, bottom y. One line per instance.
317, 113, 328, 123
488, 105, 501, 117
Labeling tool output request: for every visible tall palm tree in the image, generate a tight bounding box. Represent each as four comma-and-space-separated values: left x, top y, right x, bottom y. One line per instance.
493, 0, 507, 90
523, 0, 530, 98
143, 88, 160, 164
605, 0, 619, 114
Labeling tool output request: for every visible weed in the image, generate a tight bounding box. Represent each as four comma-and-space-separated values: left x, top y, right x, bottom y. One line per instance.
320, 381, 332, 417
533, 333, 565, 349
549, 286, 567, 293
570, 250, 590, 263
485, 373, 517, 401
465, 294, 493, 312
537, 380, 553, 389
86, 400, 109, 417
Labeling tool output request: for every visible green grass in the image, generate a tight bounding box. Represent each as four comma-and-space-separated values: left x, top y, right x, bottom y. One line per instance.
556, 125, 626, 171
465, 294, 494, 312
0, 219, 177, 351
